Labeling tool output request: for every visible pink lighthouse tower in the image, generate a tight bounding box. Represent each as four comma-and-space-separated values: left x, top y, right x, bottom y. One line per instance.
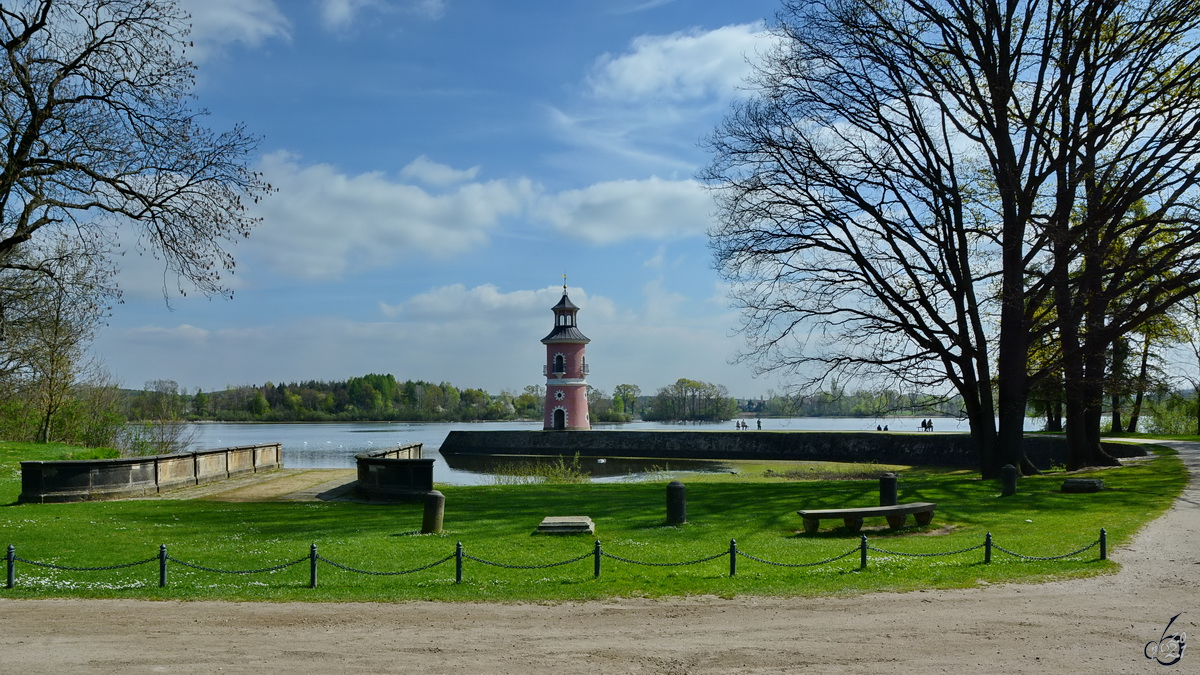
542, 282, 590, 430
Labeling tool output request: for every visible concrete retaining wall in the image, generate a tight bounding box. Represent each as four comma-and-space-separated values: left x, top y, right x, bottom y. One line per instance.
439, 430, 1143, 470
19, 444, 283, 503
355, 443, 433, 501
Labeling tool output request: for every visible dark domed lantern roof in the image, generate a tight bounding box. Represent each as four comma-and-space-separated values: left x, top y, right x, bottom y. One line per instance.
541, 287, 590, 344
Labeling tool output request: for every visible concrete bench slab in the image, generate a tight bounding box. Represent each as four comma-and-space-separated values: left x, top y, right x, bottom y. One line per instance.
1061, 478, 1104, 493
536, 516, 595, 535
797, 502, 936, 533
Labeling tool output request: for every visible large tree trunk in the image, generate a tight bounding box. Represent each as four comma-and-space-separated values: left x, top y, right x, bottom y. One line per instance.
1065, 329, 1122, 470
1044, 399, 1063, 432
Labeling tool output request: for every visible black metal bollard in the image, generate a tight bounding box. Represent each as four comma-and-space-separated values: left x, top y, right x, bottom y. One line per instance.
860, 534, 868, 569
310, 543, 318, 589
985, 532, 992, 564
879, 473, 898, 506
594, 540, 602, 578
729, 539, 737, 577
666, 481, 686, 525
422, 490, 445, 535
159, 544, 168, 588
1000, 464, 1019, 497
455, 542, 463, 583
1100, 528, 1107, 560
6, 544, 14, 589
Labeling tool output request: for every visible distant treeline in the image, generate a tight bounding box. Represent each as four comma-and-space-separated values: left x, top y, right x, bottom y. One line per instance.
737, 389, 963, 419
121, 374, 963, 424
125, 375, 544, 423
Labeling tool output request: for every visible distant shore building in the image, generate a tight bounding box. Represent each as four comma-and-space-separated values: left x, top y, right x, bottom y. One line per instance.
542, 286, 590, 430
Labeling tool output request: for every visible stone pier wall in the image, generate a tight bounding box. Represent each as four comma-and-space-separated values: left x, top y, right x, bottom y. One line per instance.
355, 443, 433, 501
19, 443, 283, 503
439, 430, 1142, 470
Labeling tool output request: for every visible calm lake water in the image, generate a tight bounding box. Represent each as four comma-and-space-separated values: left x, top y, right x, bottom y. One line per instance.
185, 416, 1026, 485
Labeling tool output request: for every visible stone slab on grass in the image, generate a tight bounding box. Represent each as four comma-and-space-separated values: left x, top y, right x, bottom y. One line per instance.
536, 516, 595, 535
1061, 478, 1104, 493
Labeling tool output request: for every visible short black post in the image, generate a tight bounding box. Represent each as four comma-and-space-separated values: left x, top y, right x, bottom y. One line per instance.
1000, 464, 1019, 497
422, 490, 445, 535
594, 540, 602, 578
729, 539, 737, 577
1100, 528, 1107, 560
985, 532, 992, 564
309, 543, 318, 589
879, 473, 898, 506
158, 544, 167, 588
666, 481, 686, 525
455, 542, 463, 584
860, 534, 868, 570
6, 544, 14, 589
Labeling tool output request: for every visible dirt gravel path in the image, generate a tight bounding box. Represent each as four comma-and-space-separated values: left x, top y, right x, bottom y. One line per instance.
2, 442, 1197, 674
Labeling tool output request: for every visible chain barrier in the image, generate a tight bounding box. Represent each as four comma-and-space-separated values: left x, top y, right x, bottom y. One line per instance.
600, 549, 729, 567
12, 555, 158, 572
4, 528, 1109, 590
737, 546, 860, 568
991, 539, 1099, 561
316, 554, 454, 576
165, 555, 309, 575
462, 551, 592, 570
866, 543, 985, 557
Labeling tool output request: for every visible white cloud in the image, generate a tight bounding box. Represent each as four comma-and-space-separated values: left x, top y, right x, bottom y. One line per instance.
248, 151, 533, 280
408, 0, 446, 20
587, 23, 768, 103
242, 155, 714, 282
317, 0, 443, 31
399, 155, 480, 187
181, 0, 290, 60
318, 0, 376, 30
380, 284, 617, 321
548, 24, 775, 178
533, 177, 714, 244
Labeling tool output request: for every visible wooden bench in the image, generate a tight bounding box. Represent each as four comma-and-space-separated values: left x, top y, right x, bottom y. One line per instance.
797, 502, 936, 533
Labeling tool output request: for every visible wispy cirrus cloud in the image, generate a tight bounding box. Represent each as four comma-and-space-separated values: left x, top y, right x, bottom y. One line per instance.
548, 23, 774, 177
181, 0, 291, 60
317, 0, 445, 31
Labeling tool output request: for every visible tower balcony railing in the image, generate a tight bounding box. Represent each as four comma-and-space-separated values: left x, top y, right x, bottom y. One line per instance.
542, 364, 588, 376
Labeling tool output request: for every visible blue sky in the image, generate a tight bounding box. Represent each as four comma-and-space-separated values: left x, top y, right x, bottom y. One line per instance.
89, 0, 790, 399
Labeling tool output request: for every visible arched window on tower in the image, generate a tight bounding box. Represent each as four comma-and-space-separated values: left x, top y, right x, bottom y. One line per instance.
554, 354, 565, 374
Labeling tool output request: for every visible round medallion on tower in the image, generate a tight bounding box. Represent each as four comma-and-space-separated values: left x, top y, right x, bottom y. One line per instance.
542, 283, 590, 430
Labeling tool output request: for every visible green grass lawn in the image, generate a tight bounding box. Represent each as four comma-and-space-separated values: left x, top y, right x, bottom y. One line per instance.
0, 440, 1188, 602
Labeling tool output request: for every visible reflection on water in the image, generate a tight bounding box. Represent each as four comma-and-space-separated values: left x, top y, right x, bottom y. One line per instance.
441, 453, 733, 482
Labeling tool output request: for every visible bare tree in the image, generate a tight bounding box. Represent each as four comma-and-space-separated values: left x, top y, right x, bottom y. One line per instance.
0, 0, 270, 304
706, 0, 1200, 475
705, 0, 1048, 476
1039, 0, 1200, 467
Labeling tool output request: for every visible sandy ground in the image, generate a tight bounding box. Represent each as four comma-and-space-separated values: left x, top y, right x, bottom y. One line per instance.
2, 444, 1197, 674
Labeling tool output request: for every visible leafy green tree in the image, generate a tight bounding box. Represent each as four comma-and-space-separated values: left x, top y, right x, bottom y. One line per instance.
613, 384, 641, 416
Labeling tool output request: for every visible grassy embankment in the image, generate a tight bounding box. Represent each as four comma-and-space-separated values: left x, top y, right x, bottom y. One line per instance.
0, 439, 1187, 602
